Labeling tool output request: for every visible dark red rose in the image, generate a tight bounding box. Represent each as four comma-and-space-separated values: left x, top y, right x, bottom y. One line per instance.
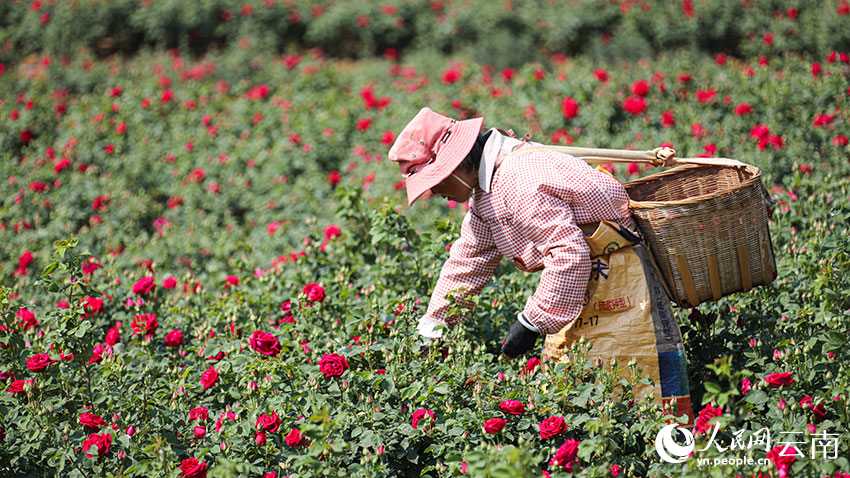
411, 408, 435, 430
499, 400, 525, 415
189, 406, 208, 422
483, 417, 506, 434
318, 353, 349, 378
255, 411, 281, 433
26, 353, 56, 372
766, 372, 794, 387
179, 457, 208, 478
82, 432, 112, 458
249, 330, 281, 357
539, 416, 567, 440
551, 439, 580, 472
79, 412, 106, 429
164, 329, 183, 347
285, 429, 304, 447
132, 276, 155, 295
200, 366, 218, 390
302, 283, 325, 303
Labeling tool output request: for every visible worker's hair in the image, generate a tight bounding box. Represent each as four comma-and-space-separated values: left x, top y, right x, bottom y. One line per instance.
457, 130, 491, 174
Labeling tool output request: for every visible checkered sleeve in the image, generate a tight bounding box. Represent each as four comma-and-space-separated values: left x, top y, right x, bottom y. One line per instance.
420, 208, 503, 331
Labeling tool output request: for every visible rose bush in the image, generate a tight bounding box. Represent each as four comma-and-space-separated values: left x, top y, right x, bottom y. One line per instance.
1, 5, 849, 476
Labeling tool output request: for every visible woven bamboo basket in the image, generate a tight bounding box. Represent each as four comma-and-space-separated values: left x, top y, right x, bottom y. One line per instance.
623, 163, 777, 308
510, 144, 778, 308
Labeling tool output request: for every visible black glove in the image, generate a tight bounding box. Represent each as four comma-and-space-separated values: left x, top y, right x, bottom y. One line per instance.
501, 314, 540, 358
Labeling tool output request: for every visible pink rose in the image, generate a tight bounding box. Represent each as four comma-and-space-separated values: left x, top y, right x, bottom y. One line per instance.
766, 372, 794, 387
179, 457, 208, 478
26, 353, 56, 372
200, 367, 219, 390
302, 283, 325, 303
498, 400, 525, 415
131, 276, 156, 295
165, 329, 183, 347
483, 417, 507, 434
82, 432, 112, 458
285, 429, 304, 447
538, 416, 567, 440
318, 353, 349, 378
255, 411, 281, 433
249, 330, 281, 357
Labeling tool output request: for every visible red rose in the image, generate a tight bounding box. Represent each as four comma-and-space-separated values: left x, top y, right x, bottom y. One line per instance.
131, 313, 159, 339
318, 353, 349, 378
539, 416, 567, 440
800, 396, 827, 423
17, 308, 38, 330
79, 412, 106, 429
561, 97, 579, 119
26, 353, 56, 372
765, 372, 794, 387
694, 403, 722, 435
498, 400, 525, 415
200, 366, 219, 390
411, 408, 435, 430
766, 445, 795, 477
302, 283, 325, 303
82, 432, 112, 459
285, 429, 304, 447
255, 432, 267, 446
162, 276, 177, 289
132, 276, 155, 295
550, 439, 580, 472
525, 357, 540, 372
483, 417, 507, 434
164, 329, 183, 347
105, 325, 120, 346
734, 103, 753, 116
193, 426, 206, 439
249, 330, 281, 357
622, 96, 647, 116
179, 457, 208, 478
631, 80, 649, 96
7, 379, 32, 394
255, 411, 281, 433
189, 406, 208, 422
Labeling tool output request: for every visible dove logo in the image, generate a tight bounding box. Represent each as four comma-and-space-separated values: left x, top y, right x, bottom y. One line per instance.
655, 424, 695, 463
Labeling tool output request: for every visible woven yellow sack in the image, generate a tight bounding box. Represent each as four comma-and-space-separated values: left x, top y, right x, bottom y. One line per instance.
542, 220, 694, 425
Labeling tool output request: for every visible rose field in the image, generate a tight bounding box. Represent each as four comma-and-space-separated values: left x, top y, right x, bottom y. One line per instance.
1, 1, 850, 477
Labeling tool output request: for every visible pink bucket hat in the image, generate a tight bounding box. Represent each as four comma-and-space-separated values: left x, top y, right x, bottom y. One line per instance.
388, 107, 484, 206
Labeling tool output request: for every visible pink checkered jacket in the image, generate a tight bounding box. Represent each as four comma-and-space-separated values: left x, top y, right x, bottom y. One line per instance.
419, 133, 636, 336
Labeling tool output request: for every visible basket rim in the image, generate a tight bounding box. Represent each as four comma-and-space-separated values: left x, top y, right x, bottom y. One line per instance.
625, 163, 763, 209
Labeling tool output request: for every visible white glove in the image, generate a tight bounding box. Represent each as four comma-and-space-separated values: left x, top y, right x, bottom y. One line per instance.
416, 317, 446, 339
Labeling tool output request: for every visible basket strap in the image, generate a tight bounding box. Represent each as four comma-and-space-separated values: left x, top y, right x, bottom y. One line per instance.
507, 144, 747, 168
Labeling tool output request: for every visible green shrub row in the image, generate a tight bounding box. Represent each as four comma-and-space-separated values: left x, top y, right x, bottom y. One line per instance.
1, 0, 850, 67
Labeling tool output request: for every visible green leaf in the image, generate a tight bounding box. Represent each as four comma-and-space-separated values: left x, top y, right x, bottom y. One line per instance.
745, 390, 769, 406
